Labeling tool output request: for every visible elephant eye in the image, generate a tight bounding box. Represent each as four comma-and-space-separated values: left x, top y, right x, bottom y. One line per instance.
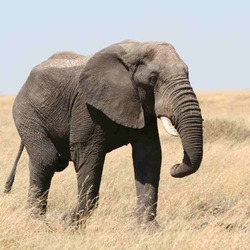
149, 74, 158, 85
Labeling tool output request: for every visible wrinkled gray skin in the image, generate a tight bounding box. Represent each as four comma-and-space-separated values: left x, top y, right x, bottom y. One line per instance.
5, 41, 203, 227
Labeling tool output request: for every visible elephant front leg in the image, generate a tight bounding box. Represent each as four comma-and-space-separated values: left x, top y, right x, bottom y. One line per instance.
63, 143, 106, 228
134, 180, 159, 223
133, 163, 161, 226
131, 120, 162, 226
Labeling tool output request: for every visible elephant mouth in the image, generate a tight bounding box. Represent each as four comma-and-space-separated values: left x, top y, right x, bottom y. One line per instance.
160, 116, 179, 137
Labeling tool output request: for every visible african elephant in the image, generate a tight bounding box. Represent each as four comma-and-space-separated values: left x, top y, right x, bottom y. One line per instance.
5, 40, 203, 227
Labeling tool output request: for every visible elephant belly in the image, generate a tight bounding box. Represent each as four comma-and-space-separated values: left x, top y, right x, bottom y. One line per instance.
42, 117, 71, 160
52, 137, 71, 161
105, 126, 141, 152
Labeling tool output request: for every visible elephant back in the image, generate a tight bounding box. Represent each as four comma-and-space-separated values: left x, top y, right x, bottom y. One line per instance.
35, 51, 91, 71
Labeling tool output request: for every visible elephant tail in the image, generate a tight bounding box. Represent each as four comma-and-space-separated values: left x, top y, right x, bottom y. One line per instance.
4, 141, 24, 193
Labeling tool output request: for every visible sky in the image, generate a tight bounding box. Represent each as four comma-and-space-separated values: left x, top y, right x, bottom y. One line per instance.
1, 0, 249, 94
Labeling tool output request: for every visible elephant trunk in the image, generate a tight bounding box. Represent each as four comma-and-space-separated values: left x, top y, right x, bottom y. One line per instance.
170, 114, 203, 177
158, 79, 203, 178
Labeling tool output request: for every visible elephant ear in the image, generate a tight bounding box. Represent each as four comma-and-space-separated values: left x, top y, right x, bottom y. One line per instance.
78, 46, 145, 129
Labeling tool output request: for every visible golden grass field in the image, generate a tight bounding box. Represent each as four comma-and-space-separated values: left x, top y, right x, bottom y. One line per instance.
0, 90, 250, 249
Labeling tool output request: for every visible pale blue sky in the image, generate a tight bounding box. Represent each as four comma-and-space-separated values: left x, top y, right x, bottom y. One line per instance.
1, 0, 249, 93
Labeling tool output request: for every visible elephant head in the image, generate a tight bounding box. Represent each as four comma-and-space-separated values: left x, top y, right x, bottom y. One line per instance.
78, 40, 203, 178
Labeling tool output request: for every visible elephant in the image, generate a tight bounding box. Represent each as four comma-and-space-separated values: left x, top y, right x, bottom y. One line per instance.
4, 40, 203, 227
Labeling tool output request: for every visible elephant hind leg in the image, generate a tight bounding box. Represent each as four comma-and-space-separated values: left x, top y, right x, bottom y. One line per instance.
21, 131, 62, 218
27, 160, 54, 218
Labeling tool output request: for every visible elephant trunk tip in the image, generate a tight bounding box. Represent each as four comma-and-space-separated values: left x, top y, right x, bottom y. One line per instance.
170, 162, 200, 178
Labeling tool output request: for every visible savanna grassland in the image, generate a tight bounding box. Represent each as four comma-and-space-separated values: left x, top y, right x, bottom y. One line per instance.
0, 90, 250, 249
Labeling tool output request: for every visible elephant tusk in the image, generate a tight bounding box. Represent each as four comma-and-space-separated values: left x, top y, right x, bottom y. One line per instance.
160, 117, 179, 137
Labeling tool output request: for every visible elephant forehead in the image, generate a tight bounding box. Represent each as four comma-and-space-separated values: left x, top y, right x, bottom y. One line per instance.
153, 44, 188, 72
155, 44, 180, 60
141, 41, 173, 52
138, 42, 184, 64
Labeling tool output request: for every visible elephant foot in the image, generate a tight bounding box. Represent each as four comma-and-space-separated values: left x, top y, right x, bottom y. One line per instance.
136, 213, 160, 232
61, 210, 89, 229
139, 219, 161, 233
27, 189, 49, 220
27, 205, 46, 220
132, 218, 160, 233
25, 201, 47, 220
61, 210, 79, 229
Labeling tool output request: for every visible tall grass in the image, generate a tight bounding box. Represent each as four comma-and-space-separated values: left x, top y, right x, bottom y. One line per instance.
0, 91, 249, 249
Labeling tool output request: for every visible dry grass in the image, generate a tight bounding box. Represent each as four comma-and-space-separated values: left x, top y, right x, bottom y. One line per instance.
0, 90, 250, 249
